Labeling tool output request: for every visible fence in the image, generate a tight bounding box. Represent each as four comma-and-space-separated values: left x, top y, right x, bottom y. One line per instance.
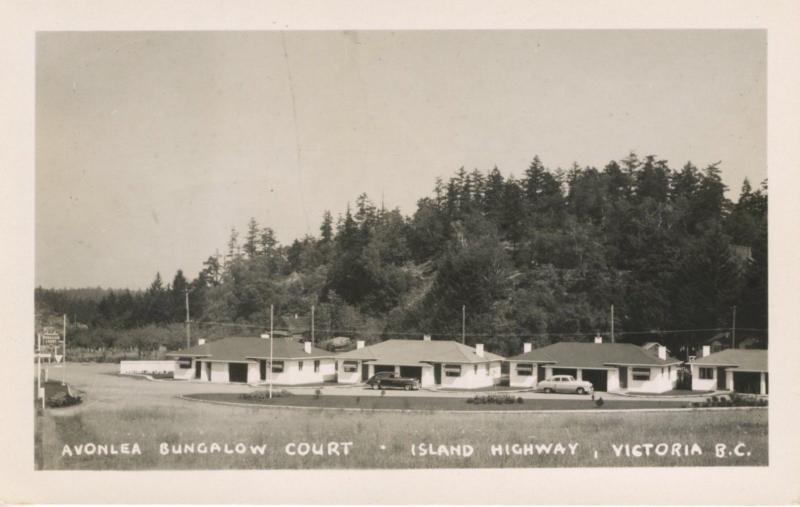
119, 360, 176, 375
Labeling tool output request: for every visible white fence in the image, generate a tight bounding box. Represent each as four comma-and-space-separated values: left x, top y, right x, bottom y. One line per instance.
120, 360, 176, 375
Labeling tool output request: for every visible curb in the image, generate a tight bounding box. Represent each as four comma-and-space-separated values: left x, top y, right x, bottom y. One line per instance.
177, 394, 768, 415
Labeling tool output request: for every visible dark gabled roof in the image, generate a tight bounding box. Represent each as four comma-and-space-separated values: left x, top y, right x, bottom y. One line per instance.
337, 339, 505, 365
508, 342, 681, 368
691, 349, 767, 371
167, 336, 333, 361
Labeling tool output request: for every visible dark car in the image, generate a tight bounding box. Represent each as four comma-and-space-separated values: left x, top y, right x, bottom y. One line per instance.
365, 371, 420, 390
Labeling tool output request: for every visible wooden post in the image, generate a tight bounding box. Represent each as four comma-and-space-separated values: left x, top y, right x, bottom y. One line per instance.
185, 289, 191, 348
62, 314, 67, 385
311, 305, 315, 345
269, 304, 274, 399
611, 304, 615, 343
462, 305, 466, 344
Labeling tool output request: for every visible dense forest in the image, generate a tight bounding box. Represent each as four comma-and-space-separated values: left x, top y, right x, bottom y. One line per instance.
36, 153, 768, 357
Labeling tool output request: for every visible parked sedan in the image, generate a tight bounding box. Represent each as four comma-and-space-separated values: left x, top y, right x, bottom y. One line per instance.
537, 375, 593, 395
366, 372, 420, 391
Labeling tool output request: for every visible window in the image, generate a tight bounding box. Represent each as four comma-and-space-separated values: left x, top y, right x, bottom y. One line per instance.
516, 363, 534, 376
444, 364, 461, 377
314, 360, 320, 373
342, 360, 358, 373
298, 361, 304, 371
177, 357, 192, 369
271, 361, 284, 373
699, 367, 714, 379
632, 367, 651, 381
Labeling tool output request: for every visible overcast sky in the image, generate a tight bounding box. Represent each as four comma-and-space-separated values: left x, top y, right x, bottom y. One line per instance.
36, 30, 766, 289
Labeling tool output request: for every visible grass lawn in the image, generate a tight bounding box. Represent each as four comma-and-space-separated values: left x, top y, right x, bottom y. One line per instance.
36, 398, 767, 469
188, 392, 692, 411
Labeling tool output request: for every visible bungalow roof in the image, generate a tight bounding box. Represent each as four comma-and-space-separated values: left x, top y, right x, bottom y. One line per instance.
691, 349, 767, 372
508, 341, 681, 368
337, 339, 505, 364
167, 336, 333, 361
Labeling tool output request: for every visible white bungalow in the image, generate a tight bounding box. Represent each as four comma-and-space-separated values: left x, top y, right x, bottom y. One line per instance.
335, 336, 505, 389
690, 347, 767, 395
167, 335, 337, 385
507, 337, 682, 393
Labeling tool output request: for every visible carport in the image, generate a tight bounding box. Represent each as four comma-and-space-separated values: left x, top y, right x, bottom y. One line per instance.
399, 366, 423, 381
733, 371, 763, 394
580, 369, 608, 391
228, 363, 249, 383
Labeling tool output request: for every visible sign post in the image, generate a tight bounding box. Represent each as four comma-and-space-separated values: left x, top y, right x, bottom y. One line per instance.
62, 314, 67, 385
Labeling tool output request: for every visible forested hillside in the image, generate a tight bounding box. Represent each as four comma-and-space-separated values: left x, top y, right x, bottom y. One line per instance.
36, 153, 767, 356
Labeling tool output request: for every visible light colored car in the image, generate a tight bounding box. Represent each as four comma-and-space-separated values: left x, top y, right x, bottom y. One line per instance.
537, 375, 593, 395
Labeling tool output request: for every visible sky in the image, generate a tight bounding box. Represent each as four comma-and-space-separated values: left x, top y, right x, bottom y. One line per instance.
36, 30, 766, 289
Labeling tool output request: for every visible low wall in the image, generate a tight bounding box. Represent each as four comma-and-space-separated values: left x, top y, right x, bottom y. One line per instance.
120, 360, 176, 375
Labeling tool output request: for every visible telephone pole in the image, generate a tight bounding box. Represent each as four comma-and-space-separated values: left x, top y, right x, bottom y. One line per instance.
731, 305, 737, 348
184, 288, 191, 348
462, 305, 466, 344
610, 304, 615, 343
62, 314, 67, 385
269, 304, 274, 399
311, 305, 315, 345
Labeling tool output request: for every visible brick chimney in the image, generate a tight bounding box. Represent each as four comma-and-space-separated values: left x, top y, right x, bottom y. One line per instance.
304, 341, 312, 354
475, 344, 484, 357
198, 338, 206, 346
260, 333, 270, 339
356, 340, 365, 349
423, 334, 432, 341
523, 342, 532, 353
702, 345, 711, 357
594, 336, 603, 344
657, 345, 667, 360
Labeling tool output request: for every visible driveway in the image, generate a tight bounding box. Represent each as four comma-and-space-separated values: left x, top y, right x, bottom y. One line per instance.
49, 363, 708, 409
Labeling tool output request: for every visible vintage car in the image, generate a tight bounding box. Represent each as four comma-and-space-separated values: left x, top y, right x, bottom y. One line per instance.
536, 375, 593, 394
365, 371, 420, 390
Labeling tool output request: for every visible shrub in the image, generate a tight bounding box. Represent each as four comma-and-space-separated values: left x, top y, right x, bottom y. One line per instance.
381, 389, 386, 396
313, 388, 321, 399
47, 392, 82, 408
516, 396, 524, 404
466, 397, 474, 404
595, 397, 604, 408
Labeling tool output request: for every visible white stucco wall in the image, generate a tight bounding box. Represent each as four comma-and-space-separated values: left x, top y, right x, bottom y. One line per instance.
254, 358, 337, 385
209, 362, 230, 383
336, 359, 366, 384
607, 368, 620, 392
624, 365, 675, 393
690, 364, 718, 391
173, 359, 196, 380
509, 361, 538, 388
439, 362, 500, 389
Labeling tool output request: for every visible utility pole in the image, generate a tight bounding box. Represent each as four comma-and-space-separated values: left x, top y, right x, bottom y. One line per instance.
731, 305, 737, 349
37, 332, 44, 409
462, 305, 466, 344
610, 304, 615, 343
269, 304, 274, 399
62, 314, 67, 385
184, 288, 191, 348
311, 305, 315, 346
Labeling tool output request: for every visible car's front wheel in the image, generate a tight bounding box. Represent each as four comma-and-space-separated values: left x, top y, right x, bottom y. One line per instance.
371, 383, 379, 390
544, 388, 553, 394
576, 387, 586, 395
404, 384, 412, 391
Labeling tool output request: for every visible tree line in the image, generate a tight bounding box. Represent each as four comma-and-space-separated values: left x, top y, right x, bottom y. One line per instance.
35, 153, 767, 356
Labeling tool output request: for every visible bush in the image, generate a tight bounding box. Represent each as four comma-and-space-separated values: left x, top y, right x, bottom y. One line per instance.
516, 396, 524, 404
151, 372, 174, 379
380, 389, 386, 396
240, 389, 292, 401
313, 388, 322, 400
595, 397, 604, 408
47, 392, 82, 408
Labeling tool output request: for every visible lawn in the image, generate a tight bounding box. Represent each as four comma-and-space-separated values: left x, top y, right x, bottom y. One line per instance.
188, 392, 692, 411
36, 399, 767, 469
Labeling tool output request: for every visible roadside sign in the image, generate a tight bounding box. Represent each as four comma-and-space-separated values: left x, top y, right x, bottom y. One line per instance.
54, 354, 63, 363
42, 332, 61, 347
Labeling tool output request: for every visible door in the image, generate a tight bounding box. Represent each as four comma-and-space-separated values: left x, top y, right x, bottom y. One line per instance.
717, 367, 727, 390
361, 362, 370, 382
259, 360, 267, 381
434, 364, 442, 385
206, 362, 212, 381
537, 365, 546, 384
194, 361, 201, 379
619, 367, 628, 389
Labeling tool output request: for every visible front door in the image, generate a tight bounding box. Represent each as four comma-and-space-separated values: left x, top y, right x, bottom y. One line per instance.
361, 362, 370, 382
195, 361, 201, 379
206, 362, 212, 381
717, 367, 727, 390
619, 367, 628, 389
434, 364, 442, 385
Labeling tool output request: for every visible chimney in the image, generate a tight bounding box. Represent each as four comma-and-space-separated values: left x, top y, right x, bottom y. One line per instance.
304, 341, 312, 354
594, 335, 603, 344
475, 344, 484, 357
260, 333, 270, 339
702, 345, 711, 357
198, 338, 206, 346
657, 345, 667, 360
356, 340, 365, 349
423, 334, 431, 341
523, 343, 532, 354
